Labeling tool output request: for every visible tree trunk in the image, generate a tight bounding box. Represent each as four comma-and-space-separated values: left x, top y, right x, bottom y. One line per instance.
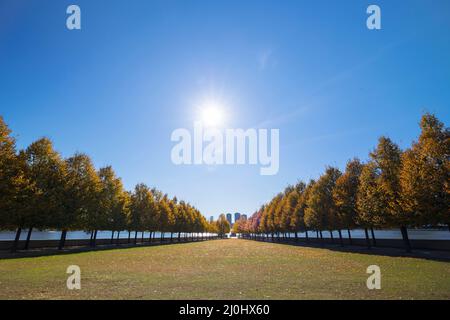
319, 230, 324, 246
338, 229, 343, 247
134, 231, 138, 244
370, 227, 377, 246
305, 229, 309, 242
149, 231, 153, 243
400, 226, 412, 252
58, 229, 67, 250
127, 231, 131, 243
89, 230, 94, 246
170, 232, 173, 243
141, 231, 144, 243
111, 231, 115, 244
329, 230, 334, 243
295, 232, 298, 242
11, 227, 22, 253
116, 231, 120, 245
161, 232, 164, 243
347, 229, 352, 245
178, 232, 181, 242
24, 227, 33, 250
364, 228, 371, 249
92, 230, 98, 247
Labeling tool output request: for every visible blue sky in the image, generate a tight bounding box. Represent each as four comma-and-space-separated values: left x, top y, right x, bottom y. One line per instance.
1, 0, 449, 219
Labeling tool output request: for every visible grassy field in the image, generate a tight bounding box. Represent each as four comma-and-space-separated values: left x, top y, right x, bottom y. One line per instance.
0, 239, 449, 299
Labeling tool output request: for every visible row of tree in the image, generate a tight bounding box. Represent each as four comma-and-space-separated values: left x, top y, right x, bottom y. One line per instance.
215, 214, 231, 237
233, 113, 449, 251
0, 116, 218, 252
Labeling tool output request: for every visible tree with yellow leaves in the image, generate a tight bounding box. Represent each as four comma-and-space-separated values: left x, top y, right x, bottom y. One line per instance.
333, 158, 363, 245
305, 167, 341, 244
400, 113, 449, 231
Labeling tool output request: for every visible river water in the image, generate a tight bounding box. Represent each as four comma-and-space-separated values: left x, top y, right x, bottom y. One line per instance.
0, 230, 209, 241
279, 229, 450, 240
0, 229, 448, 241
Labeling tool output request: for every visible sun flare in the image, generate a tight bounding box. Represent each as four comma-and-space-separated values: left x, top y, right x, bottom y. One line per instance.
200, 101, 226, 127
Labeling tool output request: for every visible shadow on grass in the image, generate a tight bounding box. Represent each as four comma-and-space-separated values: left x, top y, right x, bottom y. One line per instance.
240, 238, 450, 263
0, 238, 223, 260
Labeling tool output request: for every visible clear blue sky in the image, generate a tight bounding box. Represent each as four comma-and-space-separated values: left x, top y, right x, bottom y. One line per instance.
1, 0, 449, 219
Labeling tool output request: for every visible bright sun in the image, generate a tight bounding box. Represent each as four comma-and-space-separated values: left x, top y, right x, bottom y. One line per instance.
200, 102, 225, 127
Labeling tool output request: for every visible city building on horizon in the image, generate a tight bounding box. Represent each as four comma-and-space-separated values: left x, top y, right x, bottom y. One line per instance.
226, 213, 232, 227
234, 212, 241, 223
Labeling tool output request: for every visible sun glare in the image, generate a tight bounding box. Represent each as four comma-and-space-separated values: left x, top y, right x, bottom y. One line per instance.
200, 101, 226, 127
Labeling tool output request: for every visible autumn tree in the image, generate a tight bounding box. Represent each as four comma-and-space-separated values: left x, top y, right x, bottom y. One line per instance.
297, 180, 315, 240
357, 137, 406, 249
0, 117, 33, 251
232, 217, 246, 234
280, 186, 296, 240
21, 138, 67, 250
269, 194, 283, 240
63, 153, 102, 248
130, 183, 152, 244
250, 208, 262, 239
333, 158, 363, 244
0, 116, 17, 230
168, 197, 179, 242
287, 181, 306, 241
177, 201, 190, 241
98, 166, 129, 244
158, 195, 174, 242
258, 205, 269, 238
400, 113, 449, 230
145, 190, 160, 242
216, 213, 230, 238
305, 167, 341, 243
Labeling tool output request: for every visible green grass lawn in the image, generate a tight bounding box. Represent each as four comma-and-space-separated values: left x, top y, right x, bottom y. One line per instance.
0, 239, 449, 299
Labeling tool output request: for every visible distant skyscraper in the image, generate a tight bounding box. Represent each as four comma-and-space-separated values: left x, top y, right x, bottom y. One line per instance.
209, 216, 214, 223
241, 214, 247, 221
226, 213, 232, 226
234, 212, 241, 222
